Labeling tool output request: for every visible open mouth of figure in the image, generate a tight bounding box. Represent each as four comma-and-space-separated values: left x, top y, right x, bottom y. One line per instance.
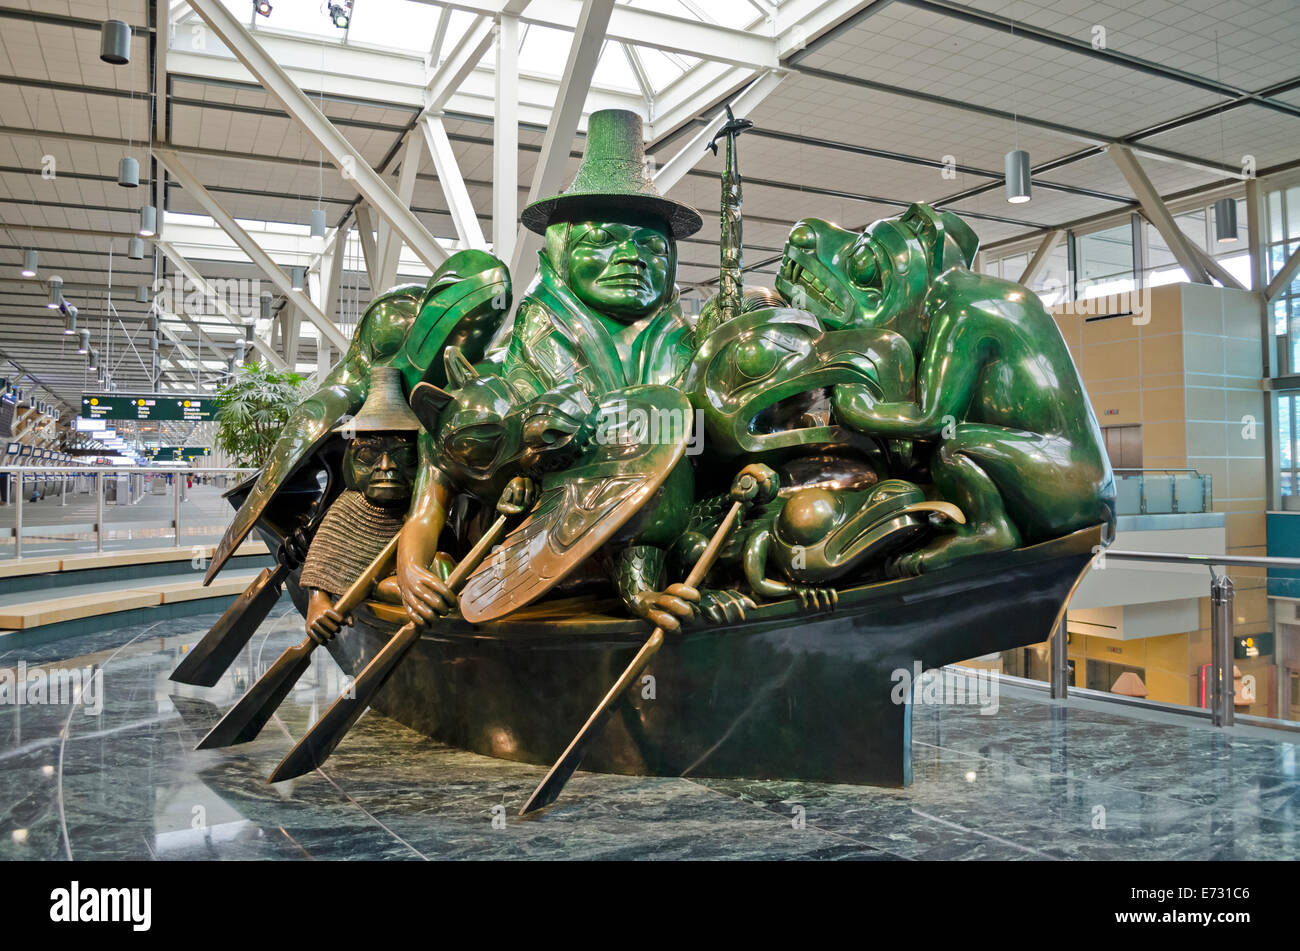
778, 257, 846, 322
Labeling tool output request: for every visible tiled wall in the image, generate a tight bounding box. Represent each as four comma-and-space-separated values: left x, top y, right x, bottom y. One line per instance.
1053, 283, 1268, 709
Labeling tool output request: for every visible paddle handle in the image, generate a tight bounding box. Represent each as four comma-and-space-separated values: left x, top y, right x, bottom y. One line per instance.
334, 532, 402, 614
518, 495, 748, 815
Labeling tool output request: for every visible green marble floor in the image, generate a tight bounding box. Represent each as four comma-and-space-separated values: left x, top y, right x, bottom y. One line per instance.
0, 605, 1296, 860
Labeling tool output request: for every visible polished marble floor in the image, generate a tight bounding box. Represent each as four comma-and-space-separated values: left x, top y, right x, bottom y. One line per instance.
0, 606, 1296, 860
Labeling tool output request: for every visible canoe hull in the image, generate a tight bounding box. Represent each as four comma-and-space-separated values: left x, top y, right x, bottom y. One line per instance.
325, 524, 1101, 787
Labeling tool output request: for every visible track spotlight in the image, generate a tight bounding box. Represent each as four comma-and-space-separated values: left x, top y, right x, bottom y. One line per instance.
328, 1, 352, 29
21, 249, 37, 277
254, 0, 272, 17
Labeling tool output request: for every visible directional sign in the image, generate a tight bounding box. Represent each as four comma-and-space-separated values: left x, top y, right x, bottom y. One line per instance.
81, 393, 217, 421
146, 447, 212, 462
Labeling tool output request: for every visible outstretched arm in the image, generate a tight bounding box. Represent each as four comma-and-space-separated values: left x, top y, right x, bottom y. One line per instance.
834, 309, 985, 438
396, 432, 458, 626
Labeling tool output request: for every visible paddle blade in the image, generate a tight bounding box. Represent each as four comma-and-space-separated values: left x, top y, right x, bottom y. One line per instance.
196, 639, 316, 749
171, 564, 289, 687
519, 629, 664, 816
267, 622, 420, 782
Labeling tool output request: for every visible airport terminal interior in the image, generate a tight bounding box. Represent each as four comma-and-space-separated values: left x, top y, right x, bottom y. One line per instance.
0, 0, 1298, 862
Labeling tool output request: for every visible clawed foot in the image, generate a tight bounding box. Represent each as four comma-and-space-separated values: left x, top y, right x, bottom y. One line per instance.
698, 588, 755, 625
632, 584, 756, 632
792, 586, 838, 611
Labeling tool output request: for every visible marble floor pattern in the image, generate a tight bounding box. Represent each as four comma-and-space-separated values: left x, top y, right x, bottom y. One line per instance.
0, 606, 1295, 861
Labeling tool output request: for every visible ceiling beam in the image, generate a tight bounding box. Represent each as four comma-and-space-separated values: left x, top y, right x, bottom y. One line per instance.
181, 0, 449, 272
156, 147, 350, 351
1108, 144, 1211, 285
654, 69, 787, 194
153, 238, 288, 369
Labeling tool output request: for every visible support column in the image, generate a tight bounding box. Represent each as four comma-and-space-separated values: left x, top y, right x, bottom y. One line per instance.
493, 14, 520, 265
1050, 615, 1069, 700
1210, 572, 1235, 727
509, 0, 616, 291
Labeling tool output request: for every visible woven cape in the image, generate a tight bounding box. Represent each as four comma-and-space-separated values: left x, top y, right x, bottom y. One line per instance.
299, 490, 405, 598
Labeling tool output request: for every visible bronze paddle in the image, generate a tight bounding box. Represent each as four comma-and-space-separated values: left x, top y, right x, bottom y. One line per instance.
518, 472, 756, 816
267, 512, 511, 783
195, 532, 402, 750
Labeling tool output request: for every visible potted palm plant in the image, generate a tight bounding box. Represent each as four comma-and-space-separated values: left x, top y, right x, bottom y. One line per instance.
214, 361, 309, 468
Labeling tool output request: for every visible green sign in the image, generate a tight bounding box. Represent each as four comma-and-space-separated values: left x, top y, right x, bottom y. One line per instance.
81, 393, 217, 421
146, 447, 211, 461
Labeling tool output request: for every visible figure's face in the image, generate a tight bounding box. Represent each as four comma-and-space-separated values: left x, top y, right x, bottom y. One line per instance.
565, 219, 672, 321
776, 217, 929, 343
343, 432, 417, 505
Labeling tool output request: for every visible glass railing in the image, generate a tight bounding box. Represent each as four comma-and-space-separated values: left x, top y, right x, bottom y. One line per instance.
1113, 468, 1212, 515
0, 466, 256, 558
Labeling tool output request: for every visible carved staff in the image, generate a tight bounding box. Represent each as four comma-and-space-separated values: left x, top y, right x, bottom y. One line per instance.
518, 470, 758, 816
699, 105, 754, 341
195, 531, 402, 750
266, 511, 513, 783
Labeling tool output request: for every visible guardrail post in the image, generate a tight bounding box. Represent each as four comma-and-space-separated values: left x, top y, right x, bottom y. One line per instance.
95, 472, 104, 553
1051, 615, 1069, 699
1210, 572, 1235, 727
173, 474, 182, 547
14, 471, 22, 559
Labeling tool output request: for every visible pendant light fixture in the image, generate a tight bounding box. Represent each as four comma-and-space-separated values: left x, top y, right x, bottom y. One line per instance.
1003, 17, 1031, 204
1214, 197, 1238, 243
21, 249, 37, 277
1211, 37, 1237, 245
77, 329, 90, 354
128, 235, 145, 259
138, 204, 157, 237
310, 208, 327, 239
100, 19, 130, 65
89, 350, 100, 372
47, 276, 63, 309
290, 266, 306, 291
1005, 149, 1032, 204
260, 294, 272, 319
64, 304, 78, 335
135, 285, 150, 303
118, 156, 139, 188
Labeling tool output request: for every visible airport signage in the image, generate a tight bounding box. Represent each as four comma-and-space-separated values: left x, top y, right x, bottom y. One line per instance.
81, 394, 217, 421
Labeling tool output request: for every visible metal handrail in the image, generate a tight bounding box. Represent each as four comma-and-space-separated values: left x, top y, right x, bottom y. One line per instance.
1113, 467, 1202, 473
1104, 549, 1300, 569
1055, 546, 1289, 728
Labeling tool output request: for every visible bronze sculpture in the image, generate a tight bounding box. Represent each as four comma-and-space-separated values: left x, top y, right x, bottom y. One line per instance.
184, 106, 1113, 806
